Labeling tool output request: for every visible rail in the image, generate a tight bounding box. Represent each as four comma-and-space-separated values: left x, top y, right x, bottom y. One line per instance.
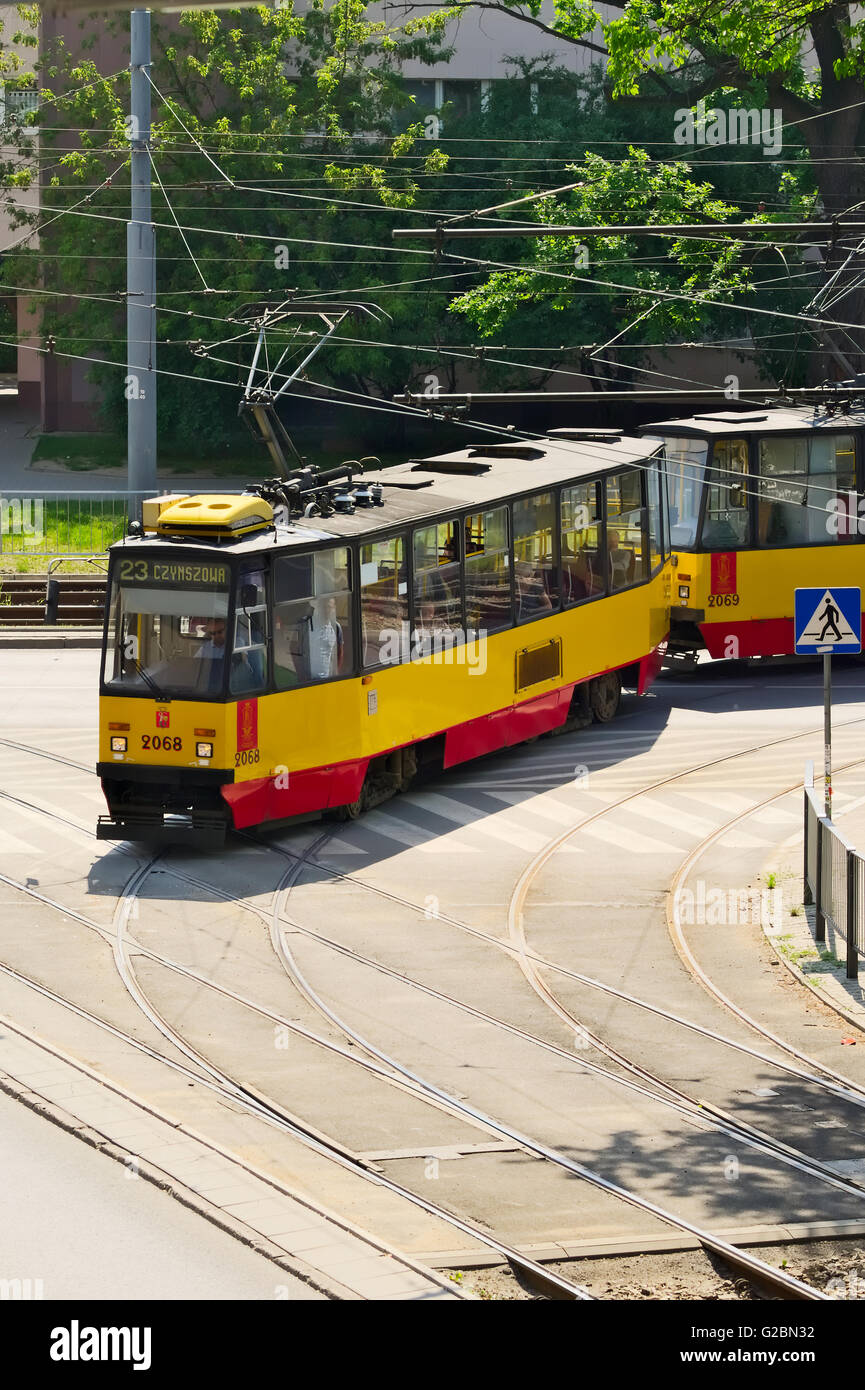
804, 761, 863, 980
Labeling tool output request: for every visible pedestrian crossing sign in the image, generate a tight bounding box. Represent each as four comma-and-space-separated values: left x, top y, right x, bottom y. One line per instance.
794, 587, 861, 654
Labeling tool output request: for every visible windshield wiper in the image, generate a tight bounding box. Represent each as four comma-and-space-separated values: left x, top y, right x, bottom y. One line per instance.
127, 657, 169, 702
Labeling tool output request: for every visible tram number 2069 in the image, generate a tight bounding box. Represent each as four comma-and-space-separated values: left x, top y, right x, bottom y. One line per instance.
142, 735, 183, 751
707, 593, 740, 607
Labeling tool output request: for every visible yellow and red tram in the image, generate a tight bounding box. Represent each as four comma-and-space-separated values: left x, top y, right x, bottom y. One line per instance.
639, 405, 865, 661
97, 433, 672, 847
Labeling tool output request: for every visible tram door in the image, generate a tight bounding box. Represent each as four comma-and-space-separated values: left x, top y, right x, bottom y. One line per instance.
702, 438, 750, 551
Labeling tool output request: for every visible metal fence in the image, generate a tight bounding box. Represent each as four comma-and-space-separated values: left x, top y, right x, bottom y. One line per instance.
804, 761, 863, 979
0, 488, 245, 561
0, 491, 152, 560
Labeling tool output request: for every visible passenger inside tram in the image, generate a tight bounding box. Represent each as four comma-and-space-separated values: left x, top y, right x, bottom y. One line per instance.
515, 559, 553, 619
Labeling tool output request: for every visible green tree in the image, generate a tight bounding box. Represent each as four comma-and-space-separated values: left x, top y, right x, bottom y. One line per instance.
415, 0, 865, 375
12, 4, 454, 455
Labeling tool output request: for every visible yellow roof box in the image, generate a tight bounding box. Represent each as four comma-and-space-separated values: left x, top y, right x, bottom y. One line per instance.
155, 494, 274, 538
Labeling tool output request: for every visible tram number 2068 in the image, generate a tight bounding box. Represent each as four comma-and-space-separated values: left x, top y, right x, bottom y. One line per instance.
142, 735, 183, 751
707, 593, 740, 607
235, 749, 260, 767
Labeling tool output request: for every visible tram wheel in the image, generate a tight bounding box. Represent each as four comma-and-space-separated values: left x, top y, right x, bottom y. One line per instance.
328, 783, 368, 822
589, 671, 621, 723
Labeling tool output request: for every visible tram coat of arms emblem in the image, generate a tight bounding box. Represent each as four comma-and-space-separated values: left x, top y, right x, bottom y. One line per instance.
710, 552, 737, 596
237, 699, 258, 751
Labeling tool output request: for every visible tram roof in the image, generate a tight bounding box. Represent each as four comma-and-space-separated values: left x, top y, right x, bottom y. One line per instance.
640, 404, 865, 438
286, 432, 659, 541
116, 432, 659, 557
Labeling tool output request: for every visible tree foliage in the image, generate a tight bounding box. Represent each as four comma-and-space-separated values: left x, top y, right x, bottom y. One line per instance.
4, 0, 857, 448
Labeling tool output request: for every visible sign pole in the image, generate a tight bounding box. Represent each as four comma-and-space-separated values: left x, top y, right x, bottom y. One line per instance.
795, 588, 859, 822
824, 652, 832, 819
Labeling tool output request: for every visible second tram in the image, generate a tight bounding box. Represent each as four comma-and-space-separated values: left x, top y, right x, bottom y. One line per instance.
640, 404, 865, 660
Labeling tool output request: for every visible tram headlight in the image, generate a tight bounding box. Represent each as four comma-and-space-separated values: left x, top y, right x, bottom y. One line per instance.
678, 585, 690, 601
196, 741, 213, 759
110, 736, 127, 753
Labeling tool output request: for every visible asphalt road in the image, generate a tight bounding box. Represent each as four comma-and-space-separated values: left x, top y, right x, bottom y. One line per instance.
0, 1086, 321, 1300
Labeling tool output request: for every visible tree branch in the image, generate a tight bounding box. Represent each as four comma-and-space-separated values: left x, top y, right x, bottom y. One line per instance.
387, 1, 610, 57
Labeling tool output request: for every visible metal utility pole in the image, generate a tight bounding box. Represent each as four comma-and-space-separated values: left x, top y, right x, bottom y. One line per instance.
127, 8, 156, 500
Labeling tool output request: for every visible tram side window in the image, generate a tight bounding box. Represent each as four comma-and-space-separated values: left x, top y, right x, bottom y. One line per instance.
464, 507, 511, 633
412, 519, 463, 657
646, 461, 665, 572
758, 434, 855, 546
701, 438, 750, 549
561, 482, 604, 605
606, 470, 647, 591
273, 547, 353, 688
662, 436, 708, 548
513, 491, 558, 621
361, 536, 409, 668
231, 567, 268, 695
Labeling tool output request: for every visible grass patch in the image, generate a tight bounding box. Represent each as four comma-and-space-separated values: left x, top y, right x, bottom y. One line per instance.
30, 435, 407, 479
31, 434, 125, 471
774, 935, 843, 974
0, 497, 127, 569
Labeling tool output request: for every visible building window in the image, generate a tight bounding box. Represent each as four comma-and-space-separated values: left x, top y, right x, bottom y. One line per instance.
441, 80, 484, 121
4, 85, 38, 124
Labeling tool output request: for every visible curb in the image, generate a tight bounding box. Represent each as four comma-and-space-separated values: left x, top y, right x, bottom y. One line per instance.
760, 894, 865, 1037
0, 629, 102, 648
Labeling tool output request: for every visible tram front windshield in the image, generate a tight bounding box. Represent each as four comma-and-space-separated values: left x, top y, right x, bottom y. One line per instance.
104, 562, 233, 698
660, 437, 708, 548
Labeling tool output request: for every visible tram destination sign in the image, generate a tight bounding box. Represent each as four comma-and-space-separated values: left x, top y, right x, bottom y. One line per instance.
794, 586, 862, 655
115, 556, 231, 588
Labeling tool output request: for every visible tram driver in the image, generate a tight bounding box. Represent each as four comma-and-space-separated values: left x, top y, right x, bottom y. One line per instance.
194, 616, 228, 694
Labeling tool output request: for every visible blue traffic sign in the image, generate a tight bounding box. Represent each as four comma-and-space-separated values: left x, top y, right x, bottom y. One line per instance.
795, 587, 861, 655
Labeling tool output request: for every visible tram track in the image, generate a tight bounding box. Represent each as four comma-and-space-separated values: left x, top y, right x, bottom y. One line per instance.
0, 866, 592, 1300
5, 764, 865, 1196
0, 816, 838, 1299
0, 804, 831, 1299
3, 719, 865, 1295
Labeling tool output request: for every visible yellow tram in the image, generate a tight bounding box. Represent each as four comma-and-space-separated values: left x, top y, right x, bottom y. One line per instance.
640, 405, 865, 661
97, 432, 672, 847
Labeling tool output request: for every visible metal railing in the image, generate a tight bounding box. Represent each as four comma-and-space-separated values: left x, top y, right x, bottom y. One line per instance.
804, 761, 862, 979
0, 488, 246, 560
0, 491, 151, 560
